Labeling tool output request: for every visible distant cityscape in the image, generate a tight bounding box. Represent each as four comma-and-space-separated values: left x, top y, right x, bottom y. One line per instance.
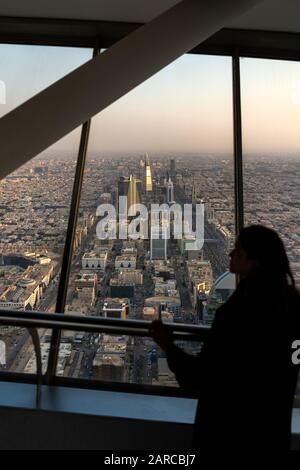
0, 153, 299, 393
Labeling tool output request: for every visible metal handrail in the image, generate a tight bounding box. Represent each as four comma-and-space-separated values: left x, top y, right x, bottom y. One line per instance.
0, 309, 210, 340
0, 309, 209, 402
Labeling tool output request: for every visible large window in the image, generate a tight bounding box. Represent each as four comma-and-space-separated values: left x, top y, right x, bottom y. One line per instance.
1, 41, 300, 394
240, 57, 300, 401
0, 45, 92, 374
240, 58, 300, 287
0, 38, 300, 395
60, 54, 235, 385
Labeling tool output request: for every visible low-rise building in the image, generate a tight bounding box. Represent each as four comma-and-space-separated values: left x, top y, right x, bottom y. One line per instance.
92, 334, 128, 382
143, 306, 157, 321
115, 254, 136, 271
145, 296, 181, 316
102, 297, 130, 319
82, 251, 107, 271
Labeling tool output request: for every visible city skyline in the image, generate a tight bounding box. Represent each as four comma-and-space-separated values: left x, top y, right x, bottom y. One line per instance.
0, 151, 299, 391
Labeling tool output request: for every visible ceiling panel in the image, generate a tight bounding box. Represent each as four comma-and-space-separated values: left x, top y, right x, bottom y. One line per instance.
0, 0, 299, 35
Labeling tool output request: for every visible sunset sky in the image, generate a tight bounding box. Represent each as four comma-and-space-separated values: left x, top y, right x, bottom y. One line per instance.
1, 43, 300, 159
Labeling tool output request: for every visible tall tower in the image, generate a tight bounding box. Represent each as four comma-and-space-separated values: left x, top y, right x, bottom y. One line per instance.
150, 226, 168, 261
166, 177, 174, 204
192, 180, 197, 205
118, 175, 141, 213
127, 174, 141, 210
145, 153, 152, 192
139, 157, 145, 180
170, 159, 176, 181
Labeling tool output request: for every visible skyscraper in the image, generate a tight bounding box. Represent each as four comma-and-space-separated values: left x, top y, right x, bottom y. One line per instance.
170, 159, 176, 181
150, 226, 168, 260
127, 174, 141, 210
192, 180, 197, 205
118, 175, 142, 212
145, 153, 153, 192
166, 177, 174, 204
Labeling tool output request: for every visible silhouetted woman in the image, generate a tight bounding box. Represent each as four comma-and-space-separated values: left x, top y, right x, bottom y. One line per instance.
150, 225, 300, 453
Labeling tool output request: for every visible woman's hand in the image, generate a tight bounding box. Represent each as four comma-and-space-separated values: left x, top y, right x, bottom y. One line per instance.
149, 319, 173, 352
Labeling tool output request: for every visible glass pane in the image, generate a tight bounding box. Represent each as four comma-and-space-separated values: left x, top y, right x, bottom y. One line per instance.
240, 57, 300, 286
0, 44, 91, 118
240, 57, 300, 402
64, 54, 235, 383
57, 329, 201, 387
0, 327, 49, 374
0, 44, 92, 374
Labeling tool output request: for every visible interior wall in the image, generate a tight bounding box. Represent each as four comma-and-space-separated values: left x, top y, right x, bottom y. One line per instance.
0, 406, 193, 450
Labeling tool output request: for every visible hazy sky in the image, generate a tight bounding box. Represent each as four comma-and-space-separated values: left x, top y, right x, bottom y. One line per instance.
1, 44, 300, 159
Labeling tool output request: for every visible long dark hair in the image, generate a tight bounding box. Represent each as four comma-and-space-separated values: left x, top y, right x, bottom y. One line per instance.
238, 225, 295, 291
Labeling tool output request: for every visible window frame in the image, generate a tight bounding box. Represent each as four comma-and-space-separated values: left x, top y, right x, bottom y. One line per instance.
1, 21, 299, 397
